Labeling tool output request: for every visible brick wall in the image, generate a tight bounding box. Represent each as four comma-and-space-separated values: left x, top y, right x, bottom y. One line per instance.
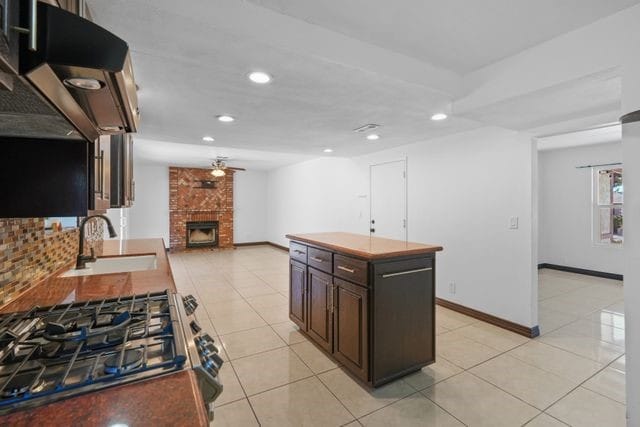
169, 167, 234, 250
0, 218, 104, 307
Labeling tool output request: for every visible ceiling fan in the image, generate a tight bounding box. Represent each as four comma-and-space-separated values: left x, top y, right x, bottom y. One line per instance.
210, 156, 246, 177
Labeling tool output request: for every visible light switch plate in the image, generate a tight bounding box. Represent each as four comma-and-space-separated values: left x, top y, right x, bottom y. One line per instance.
509, 216, 519, 229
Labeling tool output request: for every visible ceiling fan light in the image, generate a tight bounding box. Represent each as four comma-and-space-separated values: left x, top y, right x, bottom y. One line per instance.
211, 168, 226, 177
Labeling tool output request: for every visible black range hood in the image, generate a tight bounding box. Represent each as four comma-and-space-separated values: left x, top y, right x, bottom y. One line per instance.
0, 1, 139, 141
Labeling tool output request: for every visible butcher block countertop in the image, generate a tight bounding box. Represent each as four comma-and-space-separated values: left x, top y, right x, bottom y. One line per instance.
285, 232, 443, 260
0, 238, 209, 427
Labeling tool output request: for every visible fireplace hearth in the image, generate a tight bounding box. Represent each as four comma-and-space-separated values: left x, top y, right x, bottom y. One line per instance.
186, 221, 219, 248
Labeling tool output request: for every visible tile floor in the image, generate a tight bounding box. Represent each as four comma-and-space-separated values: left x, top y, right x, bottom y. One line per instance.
169, 247, 626, 426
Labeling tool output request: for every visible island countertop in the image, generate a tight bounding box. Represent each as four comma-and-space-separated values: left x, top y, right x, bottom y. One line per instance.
0, 238, 209, 427
285, 232, 443, 260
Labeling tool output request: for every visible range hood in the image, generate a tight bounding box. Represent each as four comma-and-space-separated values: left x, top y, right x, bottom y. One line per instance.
0, 1, 138, 141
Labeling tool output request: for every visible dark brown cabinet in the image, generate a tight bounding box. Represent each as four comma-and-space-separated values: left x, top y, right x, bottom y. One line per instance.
307, 268, 333, 352
333, 278, 368, 381
110, 134, 135, 208
90, 136, 111, 211
289, 259, 307, 330
287, 234, 439, 387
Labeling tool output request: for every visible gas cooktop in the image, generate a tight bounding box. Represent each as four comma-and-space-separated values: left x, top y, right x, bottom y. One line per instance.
0, 290, 222, 417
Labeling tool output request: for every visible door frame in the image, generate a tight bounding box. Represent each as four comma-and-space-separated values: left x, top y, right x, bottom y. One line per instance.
369, 158, 408, 241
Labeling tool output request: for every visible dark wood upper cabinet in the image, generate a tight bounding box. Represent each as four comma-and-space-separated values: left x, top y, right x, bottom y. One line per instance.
289, 259, 307, 330
306, 267, 333, 352
0, 137, 89, 217
110, 134, 134, 208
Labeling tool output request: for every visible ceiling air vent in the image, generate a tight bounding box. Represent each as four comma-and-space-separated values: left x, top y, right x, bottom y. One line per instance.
353, 123, 380, 133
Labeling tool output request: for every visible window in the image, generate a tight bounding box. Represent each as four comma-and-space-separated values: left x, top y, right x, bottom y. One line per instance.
44, 217, 78, 230
594, 167, 623, 244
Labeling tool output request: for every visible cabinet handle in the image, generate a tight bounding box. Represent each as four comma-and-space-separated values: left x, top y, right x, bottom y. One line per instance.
337, 265, 355, 274
310, 256, 323, 263
293, 249, 305, 255
382, 267, 432, 278
329, 285, 335, 313
99, 149, 104, 199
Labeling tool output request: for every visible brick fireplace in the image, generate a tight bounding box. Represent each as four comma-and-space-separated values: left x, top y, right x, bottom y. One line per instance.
169, 167, 234, 251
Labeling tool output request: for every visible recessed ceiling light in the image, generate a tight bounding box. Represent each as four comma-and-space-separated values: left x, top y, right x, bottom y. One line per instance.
202, 136, 214, 142
366, 134, 380, 141
431, 113, 448, 121
217, 115, 235, 123
323, 148, 333, 153
248, 71, 272, 84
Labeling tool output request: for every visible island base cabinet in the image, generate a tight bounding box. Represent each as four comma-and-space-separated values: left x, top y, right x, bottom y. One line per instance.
307, 268, 333, 352
333, 278, 368, 382
289, 260, 307, 330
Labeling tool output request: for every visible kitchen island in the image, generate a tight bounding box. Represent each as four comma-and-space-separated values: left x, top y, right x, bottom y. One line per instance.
286, 232, 443, 387
0, 239, 209, 427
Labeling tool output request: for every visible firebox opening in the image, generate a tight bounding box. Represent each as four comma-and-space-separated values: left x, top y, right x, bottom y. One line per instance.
186, 221, 219, 248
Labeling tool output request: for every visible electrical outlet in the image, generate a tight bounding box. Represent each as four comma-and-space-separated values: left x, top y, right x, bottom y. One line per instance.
449, 282, 456, 294
509, 216, 519, 229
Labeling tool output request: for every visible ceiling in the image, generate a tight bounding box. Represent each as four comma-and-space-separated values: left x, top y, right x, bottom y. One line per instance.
536, 124, 621, 151
86, 0, 635, 168
247, 0, 639, 73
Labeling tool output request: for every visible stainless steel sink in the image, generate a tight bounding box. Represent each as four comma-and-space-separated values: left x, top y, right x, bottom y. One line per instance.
60, 254, 158, 277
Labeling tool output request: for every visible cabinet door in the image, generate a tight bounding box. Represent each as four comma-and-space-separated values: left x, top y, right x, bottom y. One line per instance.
307, 268, 333, 352
289, 259, 307, 330
333, 278, 368, 381
124, 135, 134, 206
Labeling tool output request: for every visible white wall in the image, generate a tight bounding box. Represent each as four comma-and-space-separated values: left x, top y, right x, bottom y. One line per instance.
126, 162, 171, 246
538, 142, 623, 275
267, 127, 538, 327
234, 170, 268, 243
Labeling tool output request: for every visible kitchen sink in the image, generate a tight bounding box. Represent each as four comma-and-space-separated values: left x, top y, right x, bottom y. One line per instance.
60, 255, 158, 277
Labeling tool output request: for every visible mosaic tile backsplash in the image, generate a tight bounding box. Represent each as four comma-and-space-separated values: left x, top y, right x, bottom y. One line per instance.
0, 218, 104, 307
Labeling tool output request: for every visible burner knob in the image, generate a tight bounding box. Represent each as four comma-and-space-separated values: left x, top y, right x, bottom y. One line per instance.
190, 320, 202, 334
182, 295, 199, 315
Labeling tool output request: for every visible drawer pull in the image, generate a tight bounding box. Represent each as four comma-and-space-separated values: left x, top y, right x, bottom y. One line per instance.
310, 256, 323, 263
337, 265, 355, 274
293, 249, 305, 255
382, 267, 432, 278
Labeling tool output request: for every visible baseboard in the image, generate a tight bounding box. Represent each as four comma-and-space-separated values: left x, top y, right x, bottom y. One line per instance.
234, 241, 269, 247
267, 242, 289, 252
435, 298, 540, 338
538, 263, 623, 281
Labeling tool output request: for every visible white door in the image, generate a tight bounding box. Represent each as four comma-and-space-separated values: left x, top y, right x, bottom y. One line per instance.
370, 160, 407, 241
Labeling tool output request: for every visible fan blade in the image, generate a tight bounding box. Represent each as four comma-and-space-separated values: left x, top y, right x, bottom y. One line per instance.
226, 167, 246, 171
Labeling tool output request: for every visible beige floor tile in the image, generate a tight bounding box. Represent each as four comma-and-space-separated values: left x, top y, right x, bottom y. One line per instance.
587, 309, 625, 330
524, 413, 569, 426
211, 310, 268, 335
537, 307, 579, 335
559, 318, 625, 347
435, 306, 478, 330
423, 372, 539, 427
583, 366, 626, 404
290, 341, 339, 373
318, 368, 415, 418
219, 326, 287, 360
455, 322, 529, 352
538, 326, 624, 364
212, 399, 258, 426
249, 377, 354, 427
403, 358, 463, 391
359, 393, 464, 426
232, 347, 313, 396
436, 325, 449, 335
470, 354, 576, 410
270, 321, 307, 345
254, 304, 290, 324
436, 331, 501, 369
215, 365, 246, 406
508, 341, 604, 383
235, 284, 278, 298
245, 293, 288, 309
605, 301, 625, 315
610, 355, 626, 372
226, 276, 268, 289
547, 387, 626, 427
197, 286, 244, 304
538, 294, 607, 318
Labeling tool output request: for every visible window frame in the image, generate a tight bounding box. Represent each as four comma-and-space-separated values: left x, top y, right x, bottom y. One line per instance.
592, 166, 623, 247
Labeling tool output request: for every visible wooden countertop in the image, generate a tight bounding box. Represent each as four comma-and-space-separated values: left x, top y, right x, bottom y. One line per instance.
0, 238, 209, 427
286, 232, 443, 260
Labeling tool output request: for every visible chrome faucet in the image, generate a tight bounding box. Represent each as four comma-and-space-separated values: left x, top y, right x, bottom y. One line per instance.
75, 214, 118, 269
